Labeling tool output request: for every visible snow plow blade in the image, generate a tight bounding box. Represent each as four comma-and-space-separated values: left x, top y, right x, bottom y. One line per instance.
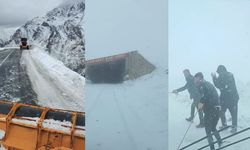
0, 100, 85, 150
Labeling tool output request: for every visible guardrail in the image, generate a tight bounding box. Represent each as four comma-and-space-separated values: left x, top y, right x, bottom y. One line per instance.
180, 126, 250, 150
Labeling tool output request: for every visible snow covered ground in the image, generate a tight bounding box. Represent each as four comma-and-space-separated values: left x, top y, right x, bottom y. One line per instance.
86, 68, 168, 150
169, 83, 250, 150
21, 48, 85, 111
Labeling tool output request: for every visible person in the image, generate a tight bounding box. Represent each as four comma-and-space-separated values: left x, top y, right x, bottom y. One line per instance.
212, 65, 239, 133
194, 72, 222, 150
172, 69, 204, 128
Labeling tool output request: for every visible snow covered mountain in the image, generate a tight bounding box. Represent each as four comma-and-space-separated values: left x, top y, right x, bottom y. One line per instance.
5, 0, 85, 75
0, 27, 17, 47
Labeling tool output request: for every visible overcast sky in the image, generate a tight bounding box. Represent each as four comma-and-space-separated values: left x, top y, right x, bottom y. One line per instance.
85, 0, 167, 69
169, 0, 250, 88
0, 0, 65, 28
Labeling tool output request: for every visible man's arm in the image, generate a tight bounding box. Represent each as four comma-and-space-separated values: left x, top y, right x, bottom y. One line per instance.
174, 83, 188, 93
212, 75, 225, 90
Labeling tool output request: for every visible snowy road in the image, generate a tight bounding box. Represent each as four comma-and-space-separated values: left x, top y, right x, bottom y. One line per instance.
86, 68, 168, 150
21, 48, 85, 111
0, 48, 36, 101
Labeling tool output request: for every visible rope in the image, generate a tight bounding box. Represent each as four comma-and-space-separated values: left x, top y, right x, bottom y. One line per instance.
177, 111, 198, 150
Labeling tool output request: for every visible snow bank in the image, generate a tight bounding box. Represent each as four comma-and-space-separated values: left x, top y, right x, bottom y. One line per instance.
21, 48, 85, 111
0, 47, 19, 51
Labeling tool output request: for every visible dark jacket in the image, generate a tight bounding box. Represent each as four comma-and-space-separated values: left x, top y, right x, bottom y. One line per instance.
198, 81, 220, 114
212, 71, 239, 104
176, 74, 201, 101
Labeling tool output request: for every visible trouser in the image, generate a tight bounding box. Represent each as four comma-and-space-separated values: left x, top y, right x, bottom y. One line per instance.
220, 101, 238, 127
204, 108, 222, 150
190, 99, 204, 124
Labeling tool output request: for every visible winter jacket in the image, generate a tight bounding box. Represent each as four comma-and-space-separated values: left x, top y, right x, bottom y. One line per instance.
198, 81, 220, 114
212, 71, 239, 104
176, 74, 201, 101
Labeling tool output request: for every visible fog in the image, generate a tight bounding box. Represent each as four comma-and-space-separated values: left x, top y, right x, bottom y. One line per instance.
169, 0, 250, 88
0, 0, 66, 28
85, 0, 167, 68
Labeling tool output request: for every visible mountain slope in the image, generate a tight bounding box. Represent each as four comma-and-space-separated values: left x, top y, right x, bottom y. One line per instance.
21, 48, 85, 111
5, 1, 85, 75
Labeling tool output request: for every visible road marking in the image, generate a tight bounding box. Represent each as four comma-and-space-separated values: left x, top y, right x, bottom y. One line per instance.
0, 49, 15, 68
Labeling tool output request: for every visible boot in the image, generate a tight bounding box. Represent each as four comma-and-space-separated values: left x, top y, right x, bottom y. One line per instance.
196, 123, 205, 128
231, 126, 237, 133
219, 124, 228, 130
213, 131, 222, 147
186, 117, 193, 122
207, 136, 215, 150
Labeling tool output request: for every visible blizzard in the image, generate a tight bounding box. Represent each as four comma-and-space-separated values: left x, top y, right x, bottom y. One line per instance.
169, 82, 250, 150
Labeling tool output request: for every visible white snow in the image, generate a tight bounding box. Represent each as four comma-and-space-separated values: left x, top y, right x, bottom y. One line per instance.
0, 47, 19, 51
10, 117, 85, 136
0, 27, 17, 41
0, 129, 6, 150
0, 118, 6, 122
42, 119, 72, 133
75, 126, 85, 136
86, 68, 168, 150
11, 117, 40, 126
169, 86, 250, 150
0, 129, 5, 140
21, 48, 85, 111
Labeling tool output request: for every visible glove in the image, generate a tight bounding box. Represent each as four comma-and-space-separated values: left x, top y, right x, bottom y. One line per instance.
198, 103, 204, 110
172, 90, 178, 94
211, 72, 217, 78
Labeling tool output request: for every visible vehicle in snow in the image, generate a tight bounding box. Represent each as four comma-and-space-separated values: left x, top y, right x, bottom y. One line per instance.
20, 38, 30, 50
86, 51, 155, 83
0, 100, 85, 150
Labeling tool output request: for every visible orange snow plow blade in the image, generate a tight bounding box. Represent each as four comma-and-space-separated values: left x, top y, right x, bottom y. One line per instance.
0, 100, 85, 150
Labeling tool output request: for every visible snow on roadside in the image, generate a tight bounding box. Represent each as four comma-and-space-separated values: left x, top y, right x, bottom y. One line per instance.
21, 48, 85, 112
0, 47, 19, 51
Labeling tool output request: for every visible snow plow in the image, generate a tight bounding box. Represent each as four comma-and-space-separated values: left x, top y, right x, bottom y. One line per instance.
20, 38, 30, 50
0, 100, 85, 150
